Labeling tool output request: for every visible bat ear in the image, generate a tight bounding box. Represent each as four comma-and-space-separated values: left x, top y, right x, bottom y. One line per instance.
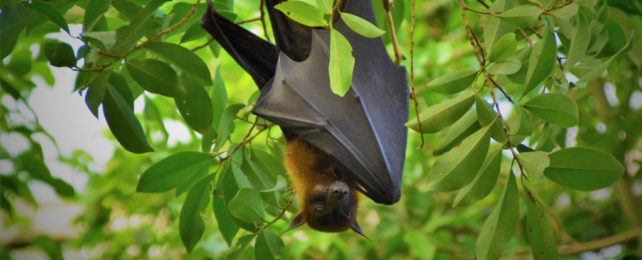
284, 213, 306, 233
351, 222, 368, 239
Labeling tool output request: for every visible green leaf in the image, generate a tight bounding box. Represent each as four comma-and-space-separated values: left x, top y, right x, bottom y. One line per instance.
475, 95, 506, 142
523, 93, 578, 127
180, 175, 214, 252
329, 29, 355, 97
576, 34, 634, 83
566, 14, 589, 70
255, 229, 285, 260
407, 91, 475, 133
316, 0, 332, 14
483, 0, 515, 57
26, 0, 69, 33
126, 59, 186, 97
43, 40, 76, 67
82, 31, 118, 50
180, 22, 208, 43
112, 0, 170, 53
0, 4, 35, 59
476, 172, 519, 260
544, 147, 624, 191
425, 69, 478, 94
523, 29, 556, 95
34, 235, 63, 260
428, 124, 492, 191
488, 33, 517, 63
146, 42, 212, 85
498, 5, 542, 27
83, 0, 112, 32
508, 106, 533, 136
137, 152, 212, 192
341, 12, 385, 38
434, 109, 481, 155
85, 71, 110, 119
215, 104, 244, 149
525, 191, 559, 260
453, 145, 502, 206
213, 196, 239, 246
488, 59, 521, 75
103, 84, 154, 153
228, 188, 265, 225
516, 151, 549, 176
274, 1, 327, 27
175, 77, 213, 135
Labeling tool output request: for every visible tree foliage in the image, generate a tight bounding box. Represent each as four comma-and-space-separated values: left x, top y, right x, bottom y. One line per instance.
1, 0, 641, 259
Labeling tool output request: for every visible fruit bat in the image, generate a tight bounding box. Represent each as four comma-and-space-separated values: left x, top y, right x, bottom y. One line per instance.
201, 0, 408, 233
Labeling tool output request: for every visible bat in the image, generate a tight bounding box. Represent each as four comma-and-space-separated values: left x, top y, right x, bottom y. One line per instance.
201, 0, 408, 233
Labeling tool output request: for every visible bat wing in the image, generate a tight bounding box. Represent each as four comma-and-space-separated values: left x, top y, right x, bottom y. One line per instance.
200, 2, 278, 88
253, 0, 408, 204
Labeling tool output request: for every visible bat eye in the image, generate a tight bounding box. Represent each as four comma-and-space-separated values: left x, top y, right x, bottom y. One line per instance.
315, 207, 324, 214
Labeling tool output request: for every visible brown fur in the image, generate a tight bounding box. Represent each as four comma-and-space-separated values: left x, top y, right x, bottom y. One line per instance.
284, 138, 359, 232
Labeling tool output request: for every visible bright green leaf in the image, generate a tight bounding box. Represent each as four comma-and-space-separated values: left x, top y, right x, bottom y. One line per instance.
475, 95, 506, 143
82, 31, 118, 50
275, 1, 327, 27
544, 147, 624, 190
425, 69, 478, 94
566, 14, 589, 70
328, 28, 355, 97
407, 91, 475, 133
341, 12, 385, 38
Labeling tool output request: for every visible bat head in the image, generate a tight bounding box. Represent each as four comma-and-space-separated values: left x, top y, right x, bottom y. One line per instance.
287, 180, 364, 235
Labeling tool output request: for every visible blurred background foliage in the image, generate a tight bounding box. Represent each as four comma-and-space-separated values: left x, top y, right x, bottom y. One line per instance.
1, 0, 641, 259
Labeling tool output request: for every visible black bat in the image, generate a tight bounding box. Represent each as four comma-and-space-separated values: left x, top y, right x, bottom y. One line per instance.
201, 0, 408, 232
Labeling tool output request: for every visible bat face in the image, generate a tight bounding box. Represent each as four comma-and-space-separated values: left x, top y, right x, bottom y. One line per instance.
302, 180, 358, 232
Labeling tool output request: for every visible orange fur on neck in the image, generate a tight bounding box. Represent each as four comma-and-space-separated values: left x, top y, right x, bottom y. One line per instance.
283, 138, 359, 211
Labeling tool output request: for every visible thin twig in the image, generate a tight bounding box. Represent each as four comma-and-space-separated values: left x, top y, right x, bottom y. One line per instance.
256, 193, 296, 233
259, 0, 270, 41
477, 0, 490, 8
236, 16, 261, 24
559, 227, 642, 255
191, 37, 215, 52
383, 0, 404, 65
409, 0, 423, 148
517, 28, 534, 47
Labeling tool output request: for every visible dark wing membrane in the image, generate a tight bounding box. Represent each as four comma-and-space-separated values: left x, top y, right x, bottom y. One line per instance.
254, 27, 408, 204
265, 0, 312, 61
335, 0, 409, 203
200, 1, 278, 88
